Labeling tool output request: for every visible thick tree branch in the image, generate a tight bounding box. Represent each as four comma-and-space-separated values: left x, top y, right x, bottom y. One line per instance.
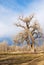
14, 23, 26, 29
26, 22, 29, 29
29, 24, 40, 33
29, 26, 33, 29
32, 31, 38, 36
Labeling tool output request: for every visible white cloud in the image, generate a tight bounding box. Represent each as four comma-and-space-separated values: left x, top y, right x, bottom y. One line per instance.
0, 5, 20, 37
0, 22, 8, 36
0, 0, 44, 37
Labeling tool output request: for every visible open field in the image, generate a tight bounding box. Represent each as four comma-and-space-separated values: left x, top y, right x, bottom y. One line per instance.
0, 52, 44, 65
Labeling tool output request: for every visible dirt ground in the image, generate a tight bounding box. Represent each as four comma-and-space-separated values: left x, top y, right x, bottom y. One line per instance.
0, 52, 44, 65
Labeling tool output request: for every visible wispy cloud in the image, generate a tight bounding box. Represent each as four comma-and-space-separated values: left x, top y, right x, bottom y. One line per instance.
0, 5, 19, 37
0, 0, 44, 37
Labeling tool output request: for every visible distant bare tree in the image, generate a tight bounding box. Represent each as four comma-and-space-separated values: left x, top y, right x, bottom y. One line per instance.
14, 14, 42, 52
0, 41, 8, 52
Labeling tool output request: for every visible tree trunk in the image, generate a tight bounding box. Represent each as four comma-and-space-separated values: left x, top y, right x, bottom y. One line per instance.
31, 43, 34, 52
26, 22, 35, 52
26, 36, 31, 48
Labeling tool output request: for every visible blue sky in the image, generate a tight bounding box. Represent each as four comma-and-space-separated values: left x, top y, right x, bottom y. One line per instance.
0, 0, 44, 37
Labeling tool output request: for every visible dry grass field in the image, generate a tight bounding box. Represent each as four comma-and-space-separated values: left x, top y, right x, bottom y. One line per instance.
0, 52, 44, 65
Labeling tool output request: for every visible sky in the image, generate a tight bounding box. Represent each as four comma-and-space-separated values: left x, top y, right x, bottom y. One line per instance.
0, 0, 44, 37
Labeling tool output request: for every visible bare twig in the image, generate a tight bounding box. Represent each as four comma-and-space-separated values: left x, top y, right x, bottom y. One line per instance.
14, 23, 26, 29
19, 14, 34, 23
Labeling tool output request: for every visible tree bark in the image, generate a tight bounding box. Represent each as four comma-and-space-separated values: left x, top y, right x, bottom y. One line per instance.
26, 22, 34, 52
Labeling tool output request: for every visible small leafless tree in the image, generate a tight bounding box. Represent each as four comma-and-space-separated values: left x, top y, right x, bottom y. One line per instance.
14, 14, 42, 52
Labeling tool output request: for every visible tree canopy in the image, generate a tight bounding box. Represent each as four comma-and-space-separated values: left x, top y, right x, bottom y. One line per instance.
14, 14, 42, 52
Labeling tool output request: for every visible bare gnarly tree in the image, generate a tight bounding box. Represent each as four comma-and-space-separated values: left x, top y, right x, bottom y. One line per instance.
14, 14, 42, 52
